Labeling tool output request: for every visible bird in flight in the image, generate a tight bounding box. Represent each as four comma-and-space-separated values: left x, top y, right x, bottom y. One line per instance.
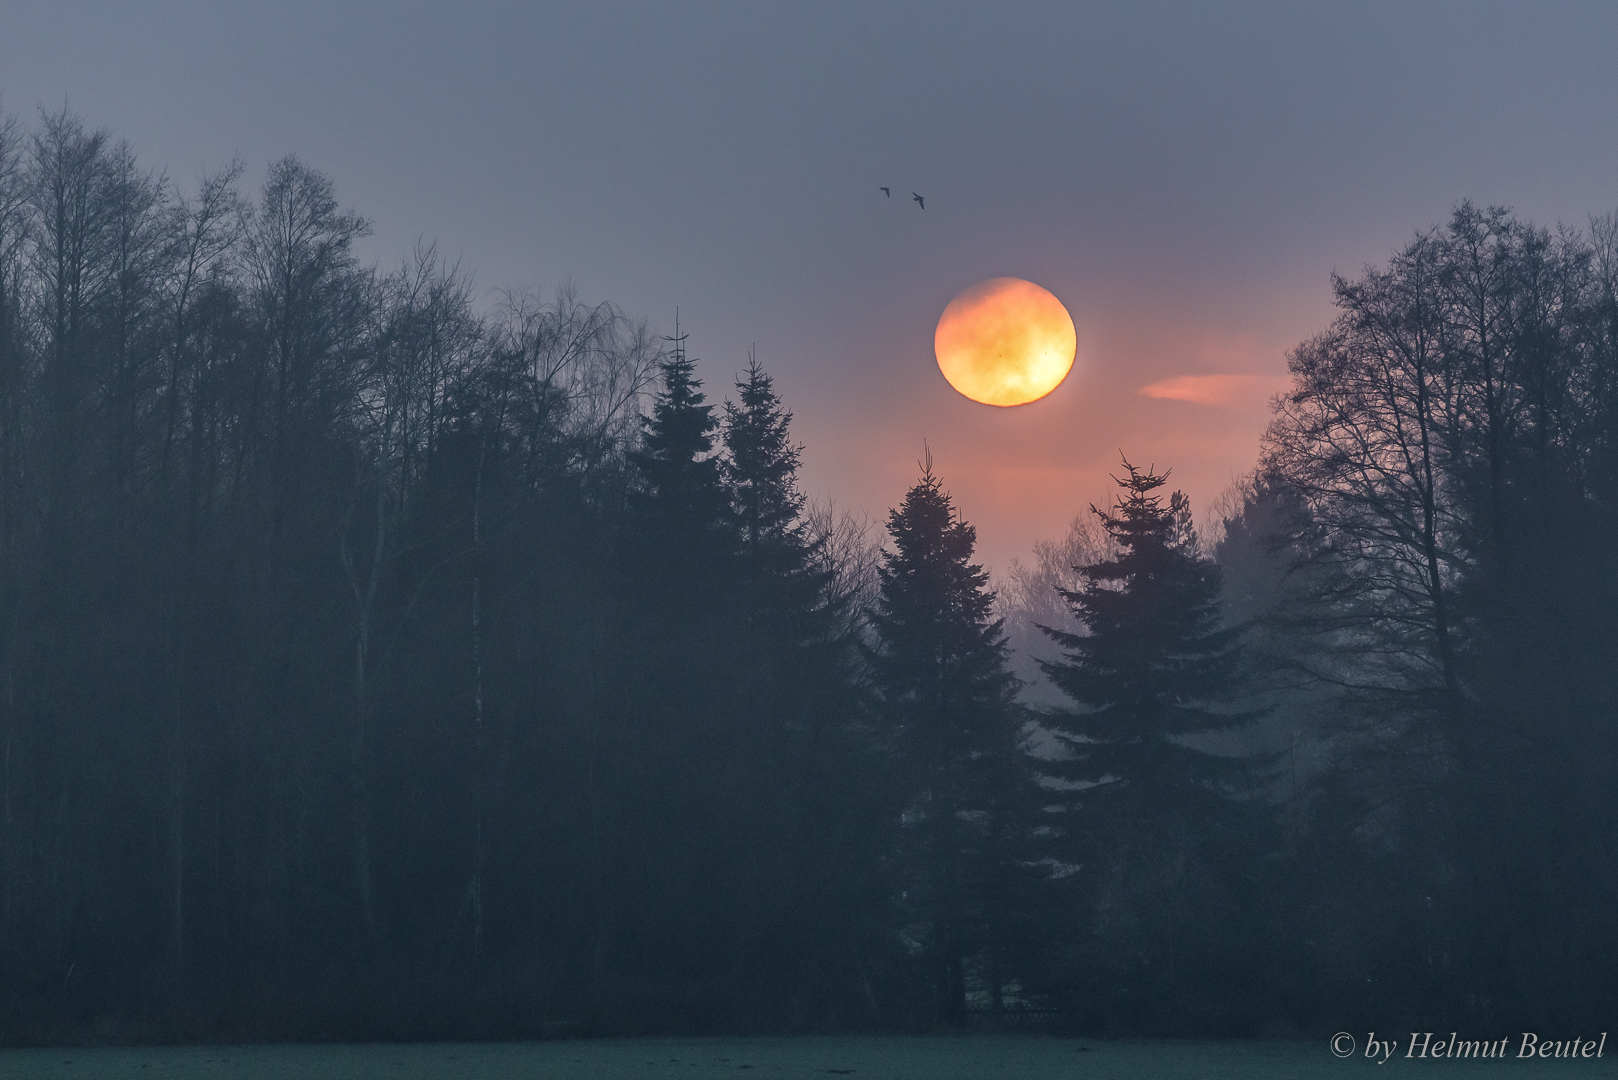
880, 186, 890, 197
913, 192, 925, 209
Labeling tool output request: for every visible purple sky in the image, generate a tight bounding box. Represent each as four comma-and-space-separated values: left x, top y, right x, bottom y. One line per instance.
5, 0, 1616, 574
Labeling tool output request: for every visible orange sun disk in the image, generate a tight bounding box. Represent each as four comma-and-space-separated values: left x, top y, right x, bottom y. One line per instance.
934, 278, 1076, 406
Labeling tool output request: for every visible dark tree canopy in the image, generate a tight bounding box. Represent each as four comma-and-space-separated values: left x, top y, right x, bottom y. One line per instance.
1029, 463, 1272, 1033
1250, 202, 1618, 1028
631, 333, 724, 534
0, 106, 1612, 1043
868, 457, 1028, 1026
1039, 461, 1262, 804
723, 354, 805, 568
870, 458, 1013, 726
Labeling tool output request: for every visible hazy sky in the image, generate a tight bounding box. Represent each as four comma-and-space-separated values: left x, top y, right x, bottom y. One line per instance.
5, 1, 1616, 574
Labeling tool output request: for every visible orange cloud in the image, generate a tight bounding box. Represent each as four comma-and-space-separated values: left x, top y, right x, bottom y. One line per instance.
1138, 373, 1290, 408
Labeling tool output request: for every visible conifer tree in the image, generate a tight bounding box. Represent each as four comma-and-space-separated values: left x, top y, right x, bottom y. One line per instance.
613, 332, 741, 1004
630, 331, 725, 539
714, 356, 878, 1021
1037, 460, 1265, 1024
718, 354, 840, 661
1039, 460, 1259, 804
869, 455, 1027, 1025
722, 354, 804, 572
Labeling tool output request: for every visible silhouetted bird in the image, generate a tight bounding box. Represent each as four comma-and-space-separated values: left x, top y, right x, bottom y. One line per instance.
880, 186, 890, 197
913, 192, 925, 209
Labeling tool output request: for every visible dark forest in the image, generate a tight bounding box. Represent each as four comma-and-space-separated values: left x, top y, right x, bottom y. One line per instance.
0, 109, 1614, 1042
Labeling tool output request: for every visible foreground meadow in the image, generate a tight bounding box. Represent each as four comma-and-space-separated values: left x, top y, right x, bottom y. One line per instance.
1, 1036, 1613, 1080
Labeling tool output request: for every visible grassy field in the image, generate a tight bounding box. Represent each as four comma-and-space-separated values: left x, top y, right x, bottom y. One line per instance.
1, 1035, 1613, 1079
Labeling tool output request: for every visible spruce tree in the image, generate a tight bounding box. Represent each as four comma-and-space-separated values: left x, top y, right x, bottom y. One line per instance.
722, 354, 805, 574
719, 355, 829, 637
716, 356, 877, 1022
1039, 460, 1259, 804
869, 456, 1027, 1026
629, 332, 726, 541
718, 355, 843, 674
616, 332, 743, 1009
1037, 460, 1265, 1027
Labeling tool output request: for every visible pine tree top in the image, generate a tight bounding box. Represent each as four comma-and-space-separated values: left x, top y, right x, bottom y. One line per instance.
630, 335, 724, 527
877, 460, 995, 631
871, 457, 1014, 708
722, 355, 805, 559
869, 457, 1021, 785
1038, 458, 1265, 797
641, 339, 717, 466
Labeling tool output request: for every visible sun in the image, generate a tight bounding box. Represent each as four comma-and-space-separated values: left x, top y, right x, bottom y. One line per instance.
934, 277, 1076, 406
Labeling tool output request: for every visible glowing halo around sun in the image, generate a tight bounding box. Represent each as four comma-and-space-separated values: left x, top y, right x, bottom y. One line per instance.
934, 277, 1076, 406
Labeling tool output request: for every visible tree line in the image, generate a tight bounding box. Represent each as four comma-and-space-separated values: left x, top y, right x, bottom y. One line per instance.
0, 107, 1611, 1041
1233, 203, 1618, 1031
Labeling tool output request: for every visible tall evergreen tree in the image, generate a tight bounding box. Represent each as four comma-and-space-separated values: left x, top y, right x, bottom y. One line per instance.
629, 331, 725, 540
1037, 460, 1266, 1029
711, 356, 882, 1026
869, 456, 1026, 1026
719, 355, 840, 651
719, 354, 836, 678
1039, 461, 1259, 803
722, 354, 804, 572
614, 332, 759, 1024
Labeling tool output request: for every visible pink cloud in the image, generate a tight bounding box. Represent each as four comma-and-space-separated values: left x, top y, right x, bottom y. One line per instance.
1139, 373, 1291, 408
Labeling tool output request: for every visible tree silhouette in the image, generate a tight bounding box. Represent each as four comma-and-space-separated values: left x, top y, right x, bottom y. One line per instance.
630, 331, 725, 541
1037, 460, 1264, 1027
6, 102, 1618, 1041
869, 455, 1025, 1026
1260, 205, 1618, 1026
1039, 461, 1259, 802
723, 355, 803, 568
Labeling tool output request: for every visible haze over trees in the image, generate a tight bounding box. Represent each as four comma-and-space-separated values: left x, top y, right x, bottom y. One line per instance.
1236, 203, 1618, 1028
1031, 463, 1271, 1031
0, 107, 1611, 1041
865, 455, 1028, 1026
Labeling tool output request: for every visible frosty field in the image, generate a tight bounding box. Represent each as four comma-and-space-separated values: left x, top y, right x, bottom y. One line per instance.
3, 1036, 1614, 1080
